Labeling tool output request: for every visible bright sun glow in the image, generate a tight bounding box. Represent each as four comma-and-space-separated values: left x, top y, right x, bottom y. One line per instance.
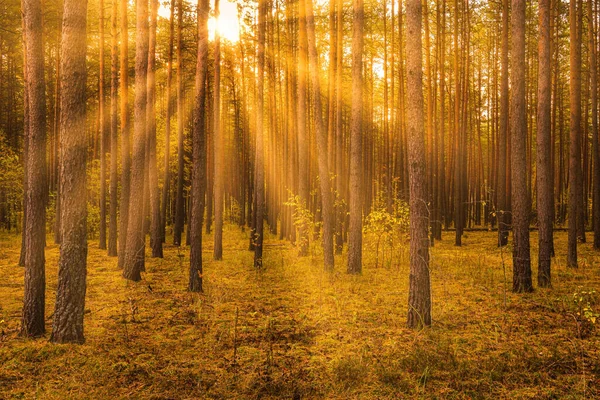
159, 0, 240, 43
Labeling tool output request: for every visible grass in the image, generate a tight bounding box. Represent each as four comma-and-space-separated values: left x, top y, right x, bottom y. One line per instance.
0, 226, 599, 399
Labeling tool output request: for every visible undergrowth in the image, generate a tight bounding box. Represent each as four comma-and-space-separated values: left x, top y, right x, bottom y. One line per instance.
0, 228, 599, 399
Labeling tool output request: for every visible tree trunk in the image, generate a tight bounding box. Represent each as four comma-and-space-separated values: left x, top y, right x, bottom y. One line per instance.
118, 0, 130, 269
50, 0, 88, 343
254, 0, 266, 269
537, 0, 553, 287
213, 0, 223, 260
297, 0, 309, 257
189, 0, 208, 292
173, 0, 185, 246
20, 0, 47, 338
568, 0, 582, 268
347, 0, 363, 274
108, 0, 118, 257
123, 0, 148, 281
510, 0, 533, 292
593, 0, 600, 250
406, 0, 431, 328
497, 0, 509, 247
304, 0, 334, 270
148, 0, 162, 258
99, 0, 107, 250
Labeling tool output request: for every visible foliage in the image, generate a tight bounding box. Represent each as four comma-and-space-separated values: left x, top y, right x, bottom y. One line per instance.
0, 130, 23, 231
284, 193, 320, 252
571, 287, 599, 338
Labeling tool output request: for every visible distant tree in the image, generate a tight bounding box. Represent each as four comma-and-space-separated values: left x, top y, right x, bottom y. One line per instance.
537, 0, 552, 287
189, 0, 208, 292
497, 0, 509, 248
99, 0, 107, 250
347, 0, 363, 274
51, 0, 88, 343
123, 0, 148, 281
20, 0, 47, 338
510, 0, 532, 293
406, 0, 431, 328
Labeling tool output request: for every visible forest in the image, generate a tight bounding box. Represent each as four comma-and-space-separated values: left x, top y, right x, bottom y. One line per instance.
1, 0, 600, 397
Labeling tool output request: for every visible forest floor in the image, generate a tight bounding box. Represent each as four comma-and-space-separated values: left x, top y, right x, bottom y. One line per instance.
0, 227, 599, 399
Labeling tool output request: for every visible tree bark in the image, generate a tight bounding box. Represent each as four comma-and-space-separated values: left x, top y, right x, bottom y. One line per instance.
51, 0, 88, 343
123, 0, 148, 281
347, 0, 363, 274
254, 0, 266, 269
497, 0, 509, 247
173, 0, 185, 246
108, 0, 118, 257
213, 0, 223, 260
99, 0, 107, 250
118, 0, 130, 268
510, 0, 533, 292
20, 0, 47, 338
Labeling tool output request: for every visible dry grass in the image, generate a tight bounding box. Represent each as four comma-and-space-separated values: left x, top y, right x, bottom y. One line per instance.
1, 226, 599, 399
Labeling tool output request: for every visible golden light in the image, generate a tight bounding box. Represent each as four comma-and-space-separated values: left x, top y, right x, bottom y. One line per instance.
209, 1, 240, 43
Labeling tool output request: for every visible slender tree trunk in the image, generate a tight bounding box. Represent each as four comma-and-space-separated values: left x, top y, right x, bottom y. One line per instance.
510, 0, 533, 292
189, 0, 208, 292
335, 0, 344, 254
19, 16, 29, 268
99, 0, 107, 250
304, 0, 334, 270
568, 0, 582, 268
537, 0, 553, 287
173, 0, 185, 246
148, 0, 162, 258
161, 0, 175, 243
118, 0, 130, 269
123, 0, 148, 281
297, 0, 309, 256
254, 0, 266, 269
593, 0, 600, 250
406, 0, 431, 328
108, 0, 118, 257
497, 0, 509, 247
51, 0, 88, 343
347, 0, 363, 274
213, 0, 223, 260
20, 0, 47, 337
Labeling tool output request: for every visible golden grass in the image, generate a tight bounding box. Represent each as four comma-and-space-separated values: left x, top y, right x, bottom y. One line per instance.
1, 226, 599, 399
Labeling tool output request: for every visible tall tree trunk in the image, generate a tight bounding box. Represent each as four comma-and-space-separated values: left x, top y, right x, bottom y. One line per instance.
510, 0, 533, 292
347, 0, 363, 274
334, 0, 344, 254
497, 0, 509, 247
20, 0, 47, 337
297, 0, 309, 256
108, 0, 118, 257
304, 0, 334, 270
406, 0, 431, 328
19, 15, 30, 267
173, 0, 185, 246
51, 0, 88, 343
593, 0, 600, 250
118, 0, 130, 268
213, 0, 223, 260
189, 0, 208, 292
99, 0, 107, 250
148, 0, 162, 258
254, 0, 266, 269
161, 0, 175, 243
537, 0, 553, 287
568, 0, 582, 268
123, 0, 148, 281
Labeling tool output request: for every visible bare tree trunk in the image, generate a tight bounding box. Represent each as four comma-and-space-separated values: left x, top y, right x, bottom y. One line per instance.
510, 0, 533, 292
51, 0, 88, 343
99, 0, 107, 250
161, 0, 175, 243
123, 0, 148, 281
537, 0, 553, 287
189, 0, 208, 292
593, 0, 600, 250
213, 0, 223, 260
20, 0, 47, 337
497, 0, 509, 247
118, 0, 130, 269
19, 16, 29, 267
304, 0, 334, 270
254, 0, 266, 269
148, 0, 162, 258
108, 0, 118, 257
568, 0, 582, 268
406, 0, 431, 328
347, 0, 363, 274
335, 0, 344, 254
173, 0, 185, 246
